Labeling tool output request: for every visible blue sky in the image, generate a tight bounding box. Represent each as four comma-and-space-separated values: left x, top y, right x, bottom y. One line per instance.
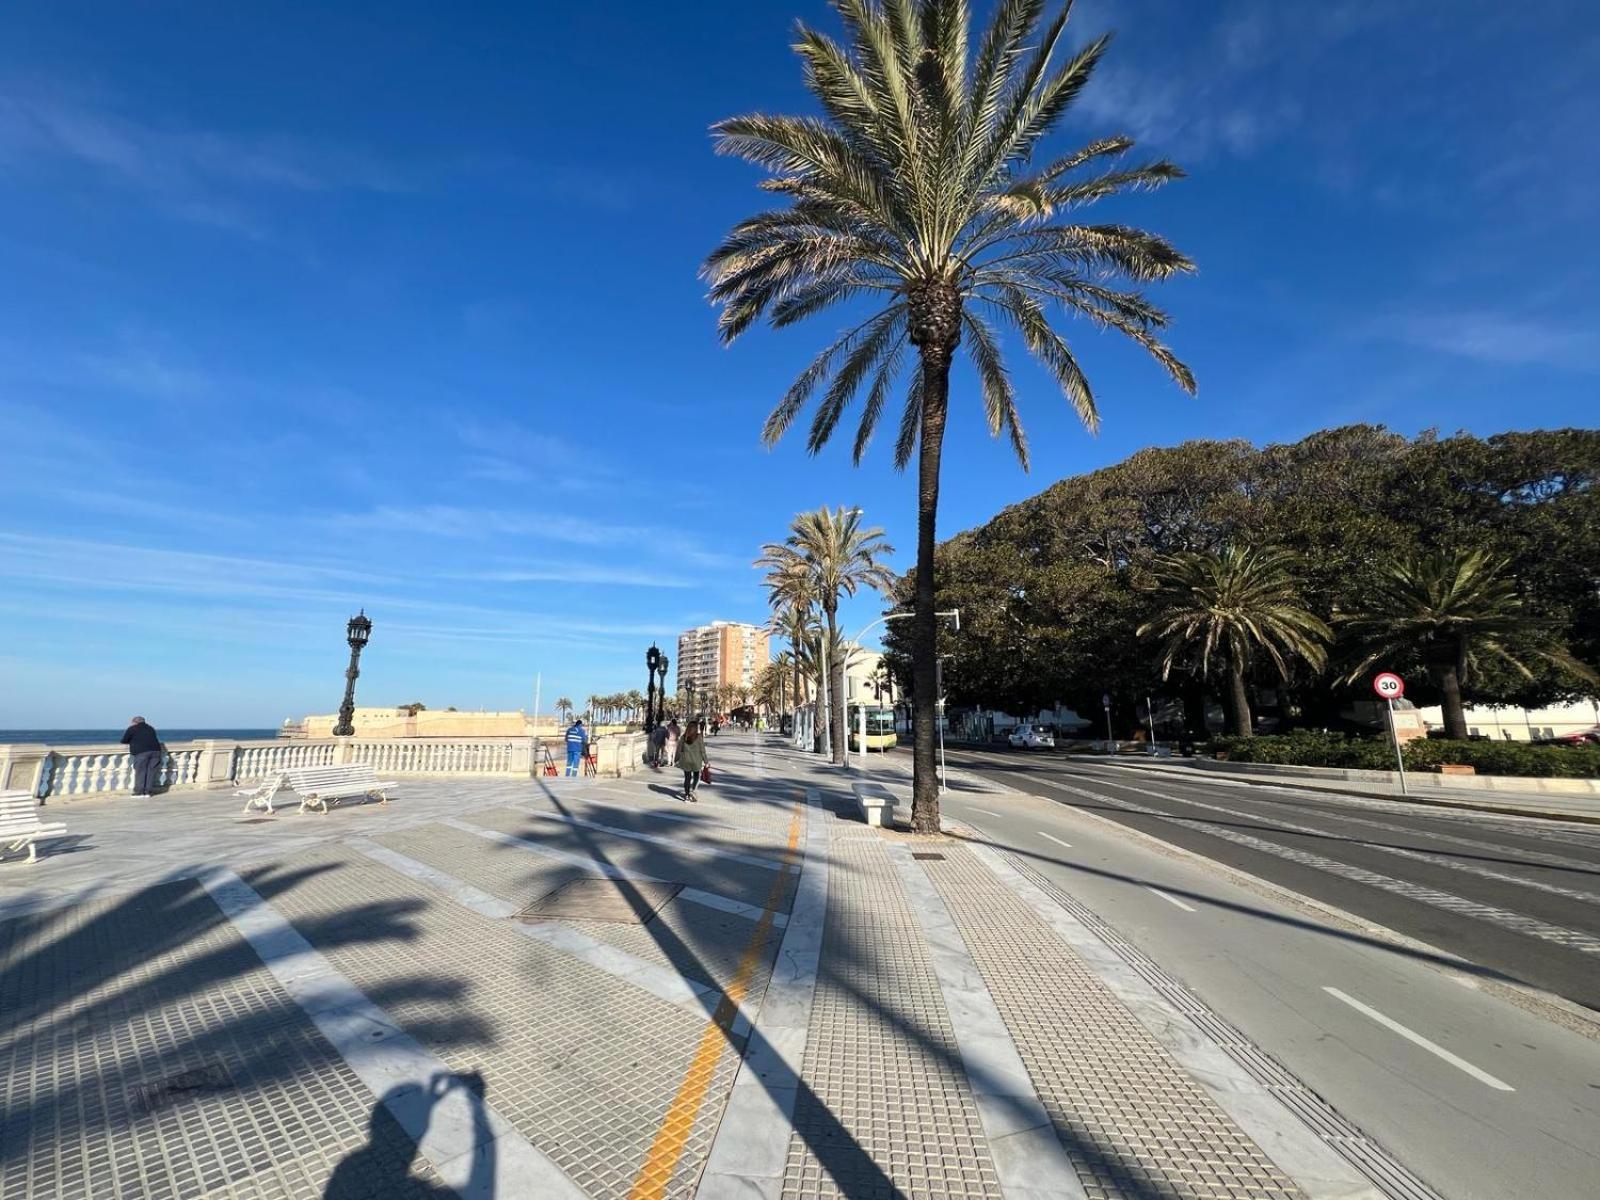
1, 1, 1596, 726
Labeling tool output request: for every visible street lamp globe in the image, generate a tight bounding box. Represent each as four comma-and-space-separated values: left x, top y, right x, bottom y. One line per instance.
346, 610, 373, 649
646, 644, 660, 672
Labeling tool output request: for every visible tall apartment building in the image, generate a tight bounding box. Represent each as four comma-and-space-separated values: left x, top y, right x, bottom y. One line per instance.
676, 621, 770, 696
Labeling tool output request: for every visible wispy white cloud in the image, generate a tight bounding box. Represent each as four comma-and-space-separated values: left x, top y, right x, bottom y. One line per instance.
0, 82, 406, 233
1385, 310, 1599, 370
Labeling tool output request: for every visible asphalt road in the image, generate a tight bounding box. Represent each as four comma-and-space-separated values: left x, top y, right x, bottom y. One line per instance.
916, 746, 1600, 1200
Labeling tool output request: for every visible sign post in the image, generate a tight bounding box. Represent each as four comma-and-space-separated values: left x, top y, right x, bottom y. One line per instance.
1102, 692, 1115, 753
1373, 673, 1408, 795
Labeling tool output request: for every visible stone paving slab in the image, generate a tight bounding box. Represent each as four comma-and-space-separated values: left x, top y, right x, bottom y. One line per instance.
920, 844, 1303, 1200
0, 875, 439, 1200
462, 806, 791, 911
780, 822, 1002, 1199
248, 843, 739, 1200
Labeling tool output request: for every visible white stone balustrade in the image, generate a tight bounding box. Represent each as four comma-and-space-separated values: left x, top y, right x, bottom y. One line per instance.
5, 734, 614, 801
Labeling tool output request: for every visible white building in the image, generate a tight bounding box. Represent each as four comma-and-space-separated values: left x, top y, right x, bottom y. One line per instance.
1422, 697, 1600, 742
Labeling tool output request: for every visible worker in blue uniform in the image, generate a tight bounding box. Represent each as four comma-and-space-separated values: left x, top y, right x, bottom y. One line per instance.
565, 718, 589, 776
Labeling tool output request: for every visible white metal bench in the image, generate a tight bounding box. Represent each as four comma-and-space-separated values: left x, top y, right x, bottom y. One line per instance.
1, 789, 68, 864
236, 772, 289, 815
279, 764, 397, 814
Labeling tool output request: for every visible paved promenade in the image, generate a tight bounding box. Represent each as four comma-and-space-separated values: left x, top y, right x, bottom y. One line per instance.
2, 733, 1400, 1199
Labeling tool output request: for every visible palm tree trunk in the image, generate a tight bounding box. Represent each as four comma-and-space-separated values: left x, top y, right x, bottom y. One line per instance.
1432, 662, 1469, 740
1227, 661, 1252, 737
910, 351, 952, 834
791, 638, 801, 729
825, 605, 846, 765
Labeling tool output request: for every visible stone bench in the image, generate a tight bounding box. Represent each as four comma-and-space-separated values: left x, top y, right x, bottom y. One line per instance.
851, 781, 897, 828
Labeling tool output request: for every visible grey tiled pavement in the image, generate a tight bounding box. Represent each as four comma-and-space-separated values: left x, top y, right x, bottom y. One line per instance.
922, 846, 1301, 1200
0, 733, 1370, 1198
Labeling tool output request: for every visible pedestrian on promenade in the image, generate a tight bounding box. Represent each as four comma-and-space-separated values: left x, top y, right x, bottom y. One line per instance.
648, 722, 669, 770
564, 718, 588, 777
675, 721, 708, 803
120, 716, 164, 797
664, 718, 680, 768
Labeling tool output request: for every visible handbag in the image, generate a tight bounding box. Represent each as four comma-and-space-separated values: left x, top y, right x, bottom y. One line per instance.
700, 764, 712, 784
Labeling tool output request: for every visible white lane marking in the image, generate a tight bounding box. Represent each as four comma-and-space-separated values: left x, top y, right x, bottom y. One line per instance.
1146, 887, 1197, 913
1322, 987, 1515, 1092
198, 868, 587, 1199
1035, 776, 1600, 955
970, 807, 1002, 817
1038, 831, 1074, 849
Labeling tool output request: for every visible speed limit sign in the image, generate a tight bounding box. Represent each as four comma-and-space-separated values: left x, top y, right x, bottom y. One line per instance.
1373, 672, 1404, 700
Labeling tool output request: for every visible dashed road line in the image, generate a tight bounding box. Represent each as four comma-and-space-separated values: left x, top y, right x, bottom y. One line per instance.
1033, 776, 1600, 956
1322, 987, 1515, 1092
1147, 887, 1197, 913
1038, 831, 1074, 849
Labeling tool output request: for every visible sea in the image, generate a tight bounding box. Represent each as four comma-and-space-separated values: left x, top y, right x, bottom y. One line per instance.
0, 729, 280, 746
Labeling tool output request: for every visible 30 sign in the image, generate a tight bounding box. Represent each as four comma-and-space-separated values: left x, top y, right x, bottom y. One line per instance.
1372, 672, 1404, 701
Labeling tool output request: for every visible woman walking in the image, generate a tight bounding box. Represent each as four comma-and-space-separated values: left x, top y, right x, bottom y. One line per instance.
675, 721, 708, 803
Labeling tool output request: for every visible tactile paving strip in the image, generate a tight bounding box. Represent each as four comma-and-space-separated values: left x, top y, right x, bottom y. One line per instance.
781, 832, 1000, 1199
0, 876, 437, 1200
247, 846, 728, 1200
923, 846, 1304, 1200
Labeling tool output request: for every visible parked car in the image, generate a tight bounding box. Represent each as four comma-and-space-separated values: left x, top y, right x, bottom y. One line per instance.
1008, 724, 1056, 750
1534, 727, 1600, 746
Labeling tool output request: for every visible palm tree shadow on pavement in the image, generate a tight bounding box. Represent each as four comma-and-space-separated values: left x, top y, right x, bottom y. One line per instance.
497, 761, 1186, 1198
0, 860, 495, 1198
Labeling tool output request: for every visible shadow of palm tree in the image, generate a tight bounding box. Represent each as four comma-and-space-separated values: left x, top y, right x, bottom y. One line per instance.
0, 859, 493, 1199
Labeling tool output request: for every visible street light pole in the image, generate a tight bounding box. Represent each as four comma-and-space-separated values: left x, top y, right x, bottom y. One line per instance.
645, 645, 660, 735
333, 610, 372, 737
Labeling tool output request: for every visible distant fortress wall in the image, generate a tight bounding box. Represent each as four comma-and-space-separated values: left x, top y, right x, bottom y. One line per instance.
293, 708, 560, 739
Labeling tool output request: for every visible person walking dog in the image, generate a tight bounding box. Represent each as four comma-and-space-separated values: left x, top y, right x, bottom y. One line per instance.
120, 716, 164, 797
564, 718, 589, 777
674, 721, 708, 802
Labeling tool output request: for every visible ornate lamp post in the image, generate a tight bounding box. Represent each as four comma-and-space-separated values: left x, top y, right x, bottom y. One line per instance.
656, 655, 670, 726
687, 680, 698, 726
332, 610, 372, 737
645, 644, 661, 734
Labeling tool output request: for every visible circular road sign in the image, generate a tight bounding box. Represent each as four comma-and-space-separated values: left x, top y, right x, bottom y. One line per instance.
1101, 693, 1112, 709
1372, 672, 1404, 700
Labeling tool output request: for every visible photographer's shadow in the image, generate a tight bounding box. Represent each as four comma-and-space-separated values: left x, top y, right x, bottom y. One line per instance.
324, 1070, 493, 1199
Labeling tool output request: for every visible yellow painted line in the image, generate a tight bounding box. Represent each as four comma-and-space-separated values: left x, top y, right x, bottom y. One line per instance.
628, 803, 804, 1200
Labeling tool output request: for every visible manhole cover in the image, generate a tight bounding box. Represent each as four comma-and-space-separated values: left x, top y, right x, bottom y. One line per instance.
912, 852, 946, 861
517, 877, 683, 925
130, 1063, 233, 1114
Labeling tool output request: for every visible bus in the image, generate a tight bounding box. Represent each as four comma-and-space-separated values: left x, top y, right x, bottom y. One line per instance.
847, 705, 898, 752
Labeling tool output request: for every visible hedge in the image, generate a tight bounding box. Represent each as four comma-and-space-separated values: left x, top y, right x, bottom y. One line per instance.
1209, 731, 1600, 779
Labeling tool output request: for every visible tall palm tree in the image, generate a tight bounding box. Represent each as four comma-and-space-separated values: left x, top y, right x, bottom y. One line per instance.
758, 541, 820, 734
1341, 547, 1597, 739
786, 506, 896, 764
706, 0, 1195, 829
1138, 545, 1331, 737
554, 697, 573, 724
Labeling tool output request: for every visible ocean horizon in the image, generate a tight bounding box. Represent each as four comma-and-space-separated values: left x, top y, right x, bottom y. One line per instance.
0, 729, 280, 747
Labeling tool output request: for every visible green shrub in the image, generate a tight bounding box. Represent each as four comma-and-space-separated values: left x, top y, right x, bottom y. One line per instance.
1208, 733, 1599, 779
